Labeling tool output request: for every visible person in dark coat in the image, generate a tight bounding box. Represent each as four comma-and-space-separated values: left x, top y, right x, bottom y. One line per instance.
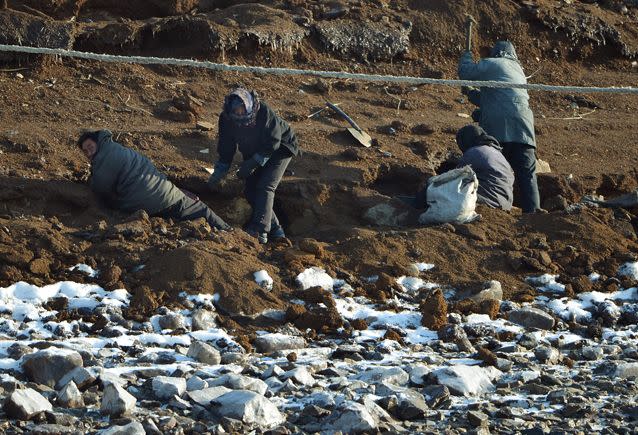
456, 125, 515, 211
207, 88, 299, 244
458, 41, 540, 213
78, 130, 230, 230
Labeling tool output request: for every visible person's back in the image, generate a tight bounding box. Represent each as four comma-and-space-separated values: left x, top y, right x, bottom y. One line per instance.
89, 130, 183, 215
456, 125, 514, 211
458, 41, 535, 148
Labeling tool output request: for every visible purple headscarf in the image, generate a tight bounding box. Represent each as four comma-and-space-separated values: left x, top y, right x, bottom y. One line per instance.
224, 87, 261, 127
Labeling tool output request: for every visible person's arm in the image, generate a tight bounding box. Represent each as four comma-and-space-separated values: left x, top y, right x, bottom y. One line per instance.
458, 52, 491, 80
216, 114, 237, 167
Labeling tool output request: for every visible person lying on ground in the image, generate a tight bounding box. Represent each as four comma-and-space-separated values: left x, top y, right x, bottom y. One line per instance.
456, 124, 514, 211
458, 41, 540, 213
207, 87, 300, 244
78, 130, 231, 231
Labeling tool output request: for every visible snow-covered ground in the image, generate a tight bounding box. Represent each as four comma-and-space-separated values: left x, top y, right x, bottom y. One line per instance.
0, 263, 637, 433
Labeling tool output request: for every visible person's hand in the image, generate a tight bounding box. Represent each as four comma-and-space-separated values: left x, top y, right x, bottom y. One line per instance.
237, 158, 260, 179
207, 162, 230, 189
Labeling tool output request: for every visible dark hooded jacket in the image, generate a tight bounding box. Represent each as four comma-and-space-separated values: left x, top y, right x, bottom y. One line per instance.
456, 125, 515, 211
217, 101, 299, 165
458, 41, 536, 147
89, 130, 184, 214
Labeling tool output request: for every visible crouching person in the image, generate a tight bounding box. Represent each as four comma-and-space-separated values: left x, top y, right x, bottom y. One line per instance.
207, 88, 299, 244
78, 130, 231, 230
456, 125, 515, 211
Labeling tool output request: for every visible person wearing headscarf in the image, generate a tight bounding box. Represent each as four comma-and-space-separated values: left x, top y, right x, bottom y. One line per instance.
456, 125, 515, 210
207, 87, 300, 243
78, 130, 230, 230
458, 41, 540, 213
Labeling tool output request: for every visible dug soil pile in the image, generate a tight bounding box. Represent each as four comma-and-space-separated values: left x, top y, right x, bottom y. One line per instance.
1, 0, 638, 336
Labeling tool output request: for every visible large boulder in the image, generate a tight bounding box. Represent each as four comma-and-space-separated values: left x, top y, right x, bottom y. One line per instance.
4, 388, 52, 420
22, 348, 83, 388
508, 307, 555, 330
101, 384, 137, 416
213, 390, 285, 427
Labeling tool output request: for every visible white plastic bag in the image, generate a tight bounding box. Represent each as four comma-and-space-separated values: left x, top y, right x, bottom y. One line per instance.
418, 166, 479, 225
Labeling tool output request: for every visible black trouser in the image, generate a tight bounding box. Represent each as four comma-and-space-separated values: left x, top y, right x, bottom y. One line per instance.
156, 196, 230, 230
244, 149, 292, 234
501, 142, 540, 213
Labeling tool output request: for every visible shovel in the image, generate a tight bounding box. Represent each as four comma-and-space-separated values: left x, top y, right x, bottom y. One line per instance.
326, 101, 372, 147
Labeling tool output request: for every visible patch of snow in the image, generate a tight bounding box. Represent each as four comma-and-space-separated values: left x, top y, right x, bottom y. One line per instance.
296, 267, 334, 290
618, 262, 638, 280
414, 263, 435, 272
527, 274, 565, 293
396, 276, 439, 293
69, 263, 99, 278
433, 365, 501, 396
254, 270, 274, 291
589, 272, 601, 282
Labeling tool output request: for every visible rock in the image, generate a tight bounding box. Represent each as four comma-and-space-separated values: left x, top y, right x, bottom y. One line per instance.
330, 401, 378, 433
508, 307, 555, 330
7, 343, 32, 360
213, 390, 285, 427
468, 410, 489, 427
614, 362, 638, 379
581, 346, 603, 361
187, 341, 221, 365
537, 159, 551, 174
433, 365, 501, 396
186, 376, 208, 391
158, 313, 185, 330
470, 281, 503, 303
187, 386, 232, 406
357, 367, 409, 386
57, 381, 84, 408
152, 376, 187, 400
437, 324, 475, 353
208, 374, 268, 395
28, 424, 82, 435
424, 385, 450, 408
101, 383, 136, 416
254, 333, 306, 353
518, 332, 539, 349
534, 346, 560, 364
282, 367, 315, 386
100, 421, 145, 435
376, 384, 428, 420
56, 367, 96, 390
363, 203, 409, 227
191, 309, 217, 331
22, 348, 84, 388
4, 388, 53, 420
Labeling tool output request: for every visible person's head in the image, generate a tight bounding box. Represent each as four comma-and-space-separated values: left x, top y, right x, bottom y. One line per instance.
77, 131, 100, 161
490, 41, 518, 61
456, 124, 501, 153
223, 87, 260, 127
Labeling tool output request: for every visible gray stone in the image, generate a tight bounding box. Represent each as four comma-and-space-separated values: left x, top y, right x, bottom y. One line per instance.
468, 410, 489, 427
187, 341, 221, 365
4, 388, 52, 420
152, 376, 187, 400
408, 365, 430, 387
357, 367, 409, 386
581, 346, 604, 361
282, 367, 315, 386
186, 376, 208, 391
508, 307, 555, 330
330, 401, 378, 433
57, 381, 84, 408
187, 386, 232, 406
221, 352, 248, 365
470, 280, 504, 303
213, 390, 285, 427
101, 383, 136, 416
262, 365, 285, 379
208, 373, 268, 395
158, 313, 185, 330
376, 384, 428, 420
437, 324, 476, 353
518, 332, 539, 349
56, 366, 96, 390
100, 421, 145, 435
22, 348, 83, 388
26, 424, 82, 435
191, 308, 217, 331
534, 346, 560, 364
614, 362, 638, 379
254, 333, 306, 353
363, 203, 409, 227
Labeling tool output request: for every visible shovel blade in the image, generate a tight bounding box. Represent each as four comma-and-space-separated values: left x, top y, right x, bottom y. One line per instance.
347, 127, 372, 148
